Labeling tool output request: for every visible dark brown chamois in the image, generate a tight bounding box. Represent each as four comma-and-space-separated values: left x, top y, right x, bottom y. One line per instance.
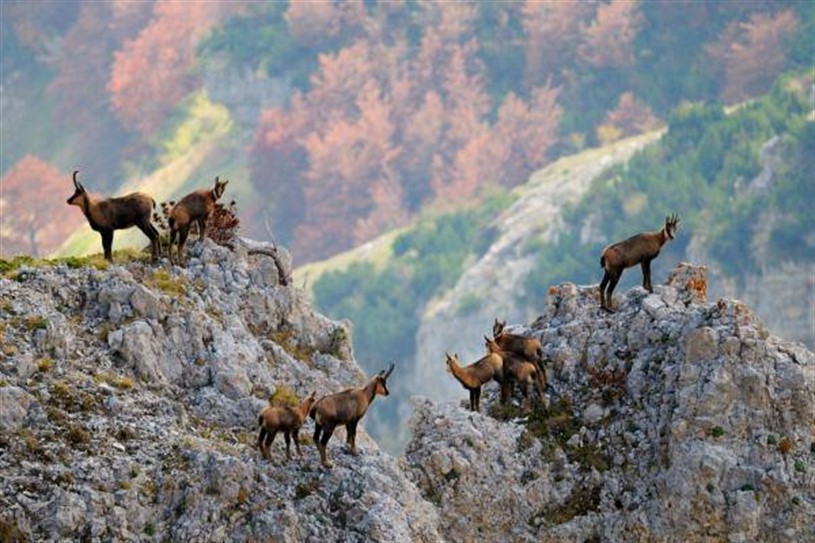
445, 351, 504, 412
599, 214, 680, 312
484, 336, 546, 410
492, 319, 544, 371
168, 176, 229, 263
309, 364, 395, 468
66, 171, 160, 261
257, 391, 317, 461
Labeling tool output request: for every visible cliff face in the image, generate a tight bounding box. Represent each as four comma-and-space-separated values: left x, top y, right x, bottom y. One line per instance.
406, 264, 814, 542
0, 241, 439, 542
2, 244, 812, 542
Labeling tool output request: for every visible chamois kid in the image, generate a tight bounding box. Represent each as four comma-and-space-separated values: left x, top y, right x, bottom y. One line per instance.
309, 364, 395, 468
257, 391, 317, 461
66, 171, 160, 261
484, 336, 546, 409
445, 351, 504, 412
168, 176, 229, 263
492, 319, 544, 371
599, 214, 680, 311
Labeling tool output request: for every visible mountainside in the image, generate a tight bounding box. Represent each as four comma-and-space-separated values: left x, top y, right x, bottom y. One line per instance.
407, 264, 814, 542
0, 242, 438, 542
0, 245, 812, 541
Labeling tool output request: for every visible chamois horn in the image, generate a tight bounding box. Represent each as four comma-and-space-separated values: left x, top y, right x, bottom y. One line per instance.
382, 362, 395, 379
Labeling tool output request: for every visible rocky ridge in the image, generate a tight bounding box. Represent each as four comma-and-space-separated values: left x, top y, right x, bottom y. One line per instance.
0, 240, 439, 542
406, 263, 814, 542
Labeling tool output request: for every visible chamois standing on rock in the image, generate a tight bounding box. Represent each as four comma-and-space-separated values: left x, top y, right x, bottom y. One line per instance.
309, 364, 394, 468
445, 351, 504, 412
599, 214, 680, 312
66, 171, 160, 261
484, 336, 546, 410
257, 391, 317, 462
168, 176, 229, 263
492, 319, 544, 371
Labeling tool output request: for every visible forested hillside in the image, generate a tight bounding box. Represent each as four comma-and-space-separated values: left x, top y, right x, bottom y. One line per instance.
2, 1, 812, 262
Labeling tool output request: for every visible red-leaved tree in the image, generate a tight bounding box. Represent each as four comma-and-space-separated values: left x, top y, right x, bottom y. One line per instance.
0, 156, 81, 257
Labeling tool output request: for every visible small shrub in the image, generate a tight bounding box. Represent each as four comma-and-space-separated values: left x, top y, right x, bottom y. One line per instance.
37, 357, 54, 372
710, 426, 725, 438
24, 315, 48, 331
144, 523, 156, 536
67, 423, 90, 446
149, 269, 187, 296
236, 486, 249, 506
767, 434, 777, 446
794, 461, 805, 473
269, 385, 299, 407
778, 437, 794, 455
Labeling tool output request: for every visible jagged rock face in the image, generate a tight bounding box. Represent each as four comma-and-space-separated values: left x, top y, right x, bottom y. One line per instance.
0, 240, 439, 542
406, 263, 814, 543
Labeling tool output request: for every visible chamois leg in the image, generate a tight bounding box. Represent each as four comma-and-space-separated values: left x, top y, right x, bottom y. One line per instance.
605, 270, 622, 312
519, 381, 530, 410
641, 259, 653, 292
283, 432, 292, 460
258, 427, 268, 458
319, 424, 336, 468
168, 228, 177, 264
197, 217, 208, 241
346, 420, 359, 455
136, 220, 160, 261
293, 430, 302, 457
100, 230, 114, 261
474, 387, 482, 412
264, 430, 277, 460
177, 226, 190, 263
599, 270, 610, 310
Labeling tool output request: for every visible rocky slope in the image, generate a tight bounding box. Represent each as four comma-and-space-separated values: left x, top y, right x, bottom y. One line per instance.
406, 263, 814, 542
0, 241, 439, 542
2, 243, 812, 542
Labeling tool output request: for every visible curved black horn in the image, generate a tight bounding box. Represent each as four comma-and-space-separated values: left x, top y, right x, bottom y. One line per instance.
383, 362, 395, 379
73, 170, 80, 188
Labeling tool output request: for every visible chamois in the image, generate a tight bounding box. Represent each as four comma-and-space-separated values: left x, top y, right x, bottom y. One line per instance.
66, 171, 160, 262
257, 391, 317, 461
309, 364, 395, 468
445, 351, 504, 412
599, 214, 680, 311
167, 176, 229, 263
492, 319, 544, 370
484, 336, 546, 409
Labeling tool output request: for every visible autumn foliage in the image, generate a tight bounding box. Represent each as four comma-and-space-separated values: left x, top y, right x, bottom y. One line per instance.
0, 156, 81, 257
2, 0, 809, 263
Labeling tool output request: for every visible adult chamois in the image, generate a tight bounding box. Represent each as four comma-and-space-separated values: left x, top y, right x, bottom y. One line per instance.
309, 364, 394, 468
445, 351, 504, 412
167, 176, 228, 263
257, 391, 317, 462
599, 214, 680, 312
66, 171, 160, 261
484, 336, 546, 410
492, 319, 544, 371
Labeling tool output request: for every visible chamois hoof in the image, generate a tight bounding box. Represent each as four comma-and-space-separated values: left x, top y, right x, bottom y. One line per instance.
321, 461, 334, 469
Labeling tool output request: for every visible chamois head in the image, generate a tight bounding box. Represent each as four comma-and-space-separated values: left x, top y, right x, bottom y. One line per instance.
301, 390, 318, 413
445, 352, 459, 374
213, 176, 229, 200
664, 213, 680, 240
67, 170, 88, 207
484, 335, 500, 353
372, 362, 395, 396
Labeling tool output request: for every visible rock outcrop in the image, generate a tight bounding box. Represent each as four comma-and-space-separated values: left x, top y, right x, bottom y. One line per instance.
406, 263, 814, 542
0, 240, 439, 542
